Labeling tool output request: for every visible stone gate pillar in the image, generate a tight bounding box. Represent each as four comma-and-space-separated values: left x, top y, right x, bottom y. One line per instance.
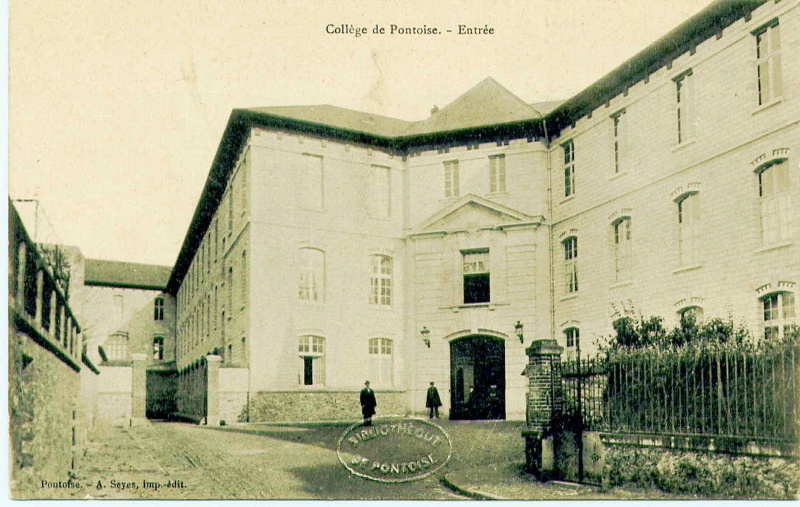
205, 355, 221, 426
521, 339, 563, 480
130, 353, 148, 427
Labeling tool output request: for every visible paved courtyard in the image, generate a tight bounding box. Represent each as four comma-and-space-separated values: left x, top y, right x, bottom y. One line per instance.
21, 419, 686, 500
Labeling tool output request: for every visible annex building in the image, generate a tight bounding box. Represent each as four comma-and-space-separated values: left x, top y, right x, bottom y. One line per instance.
156, 0, 798, 422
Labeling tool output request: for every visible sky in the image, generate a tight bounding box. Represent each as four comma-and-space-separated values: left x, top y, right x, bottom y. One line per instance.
9, 0, 717, 267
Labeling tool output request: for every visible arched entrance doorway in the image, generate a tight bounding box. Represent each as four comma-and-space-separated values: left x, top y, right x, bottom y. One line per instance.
450, 335, 505, 420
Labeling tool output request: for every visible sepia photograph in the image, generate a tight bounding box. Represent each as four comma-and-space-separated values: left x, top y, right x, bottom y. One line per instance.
6, 0, 800, 500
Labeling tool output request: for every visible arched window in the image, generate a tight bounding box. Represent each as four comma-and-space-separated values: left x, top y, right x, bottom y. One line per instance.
369, 255, 393, 306
154, 296, 165, 321
757, 159, 791, 245
298, 335, 325, 385
563, 237, 578, 293
762, 291, 796, 340
368, 338, 394, 386
612, 218, 632, 282
298, 248, 325, 302
678, 305, 704, 324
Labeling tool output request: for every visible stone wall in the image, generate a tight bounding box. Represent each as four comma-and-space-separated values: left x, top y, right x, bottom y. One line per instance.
96, 366, 132, 426
248, 390, 409, 422
219, 367, 249, 423
9, 327, 81, 496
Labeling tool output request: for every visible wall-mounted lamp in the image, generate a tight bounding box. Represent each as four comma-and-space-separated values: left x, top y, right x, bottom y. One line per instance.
514, 321, 524, 344
420, 326, 431, 348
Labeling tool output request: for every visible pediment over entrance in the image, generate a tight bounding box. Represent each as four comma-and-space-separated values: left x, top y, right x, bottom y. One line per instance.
411, 194, 539, 234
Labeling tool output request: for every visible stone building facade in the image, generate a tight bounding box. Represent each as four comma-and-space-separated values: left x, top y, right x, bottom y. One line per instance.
166, 0, 797, 422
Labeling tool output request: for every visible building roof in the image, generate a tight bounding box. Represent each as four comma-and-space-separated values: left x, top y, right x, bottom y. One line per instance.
405, 78, 543, 136
166, 0, 767, 293
84, 259, 171, 291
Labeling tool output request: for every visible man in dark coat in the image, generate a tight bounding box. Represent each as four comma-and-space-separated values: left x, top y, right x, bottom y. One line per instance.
426, 381, 442, 419
360, 380, 377, 426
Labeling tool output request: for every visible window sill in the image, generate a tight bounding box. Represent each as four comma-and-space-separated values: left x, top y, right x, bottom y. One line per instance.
672, 263, 703, 274
368, 304, 395, 311
559, 293, 579, 302
609, 280, 633, 289
486, 191, 509, 199
754, 241, 793, 254
297, 300, 326, 307
610, 171, 628, 181
752, 96, 783, 116
672, 138, 696, 153
558, 195, 576, 206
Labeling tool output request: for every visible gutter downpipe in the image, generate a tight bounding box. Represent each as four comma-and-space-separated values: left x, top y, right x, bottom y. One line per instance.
532, 108, 555, 345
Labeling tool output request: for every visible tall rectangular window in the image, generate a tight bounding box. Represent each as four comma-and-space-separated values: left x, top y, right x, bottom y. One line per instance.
611, 110, 625, 173
369, 338, 394, 386
675, 70, 693, 144
677, 193, 701, 266
565, 328, 579, 348
298, 248, 325, 302
759, 160, 792, 245
563, 237, 578, 293
368, 165, 391, 218
463, 250, 490, 304
563, 140, 575, 197
755, 20, 782, 106
489, 154, 506, 193
300, 154, 324, 209
153, 336, 164, 360
613, 218, 632, 282
369, 255, 393, 306
444, 160, 460, 198
298, 335, 325, 385
154, 296, 165, 321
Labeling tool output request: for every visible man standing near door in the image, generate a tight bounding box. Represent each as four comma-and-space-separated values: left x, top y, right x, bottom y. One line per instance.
426, 381, 442, 419
360, 380, 377, 426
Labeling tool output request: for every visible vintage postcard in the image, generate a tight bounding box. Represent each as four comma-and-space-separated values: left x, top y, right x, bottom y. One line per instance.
7, 0, 799, 501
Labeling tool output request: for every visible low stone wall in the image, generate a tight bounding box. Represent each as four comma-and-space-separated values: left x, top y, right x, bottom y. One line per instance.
96, 366, 132, 426
248, 390, 409, 422
605, 445, 799, 499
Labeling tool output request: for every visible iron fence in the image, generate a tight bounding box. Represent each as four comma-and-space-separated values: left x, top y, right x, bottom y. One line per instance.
561, 342, 799, 442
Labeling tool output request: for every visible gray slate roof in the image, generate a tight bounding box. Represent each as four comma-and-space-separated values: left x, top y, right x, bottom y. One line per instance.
84, 259, 171, 291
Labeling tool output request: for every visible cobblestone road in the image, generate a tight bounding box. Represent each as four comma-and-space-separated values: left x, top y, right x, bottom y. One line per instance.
38, 422, 465, 500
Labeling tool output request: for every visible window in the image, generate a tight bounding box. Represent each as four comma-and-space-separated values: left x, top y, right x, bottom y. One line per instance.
298, 335, 325, 385
758, 160, 792, 244
300, 154, 324, 209
369, 338, 394, 386
368, 165, 391, 218
153, 336, 164, 360
563, 140, 575, 197
611, 110, 625, 173
679, 306, 704, 324
241, 157, 248, 214
227, 266, 233, 313
674, 70, 693, 144
563, 237, 578, 293
613, 218, 632, 282
154, 296, 165, 321
489, 154, 506, 193
105, 332, 128, 361
755, 20, 782, 106
444, 160, 460, 198
241, 251, 247, 305
677, 193, 701, 266
298, 248, 325, 302
564, 328, 580, 349
113, 294, 124, 319
228, 189, 234, 233
369, 255, 393, 306
463, 250, 490, 304
763, 292, 796, 339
